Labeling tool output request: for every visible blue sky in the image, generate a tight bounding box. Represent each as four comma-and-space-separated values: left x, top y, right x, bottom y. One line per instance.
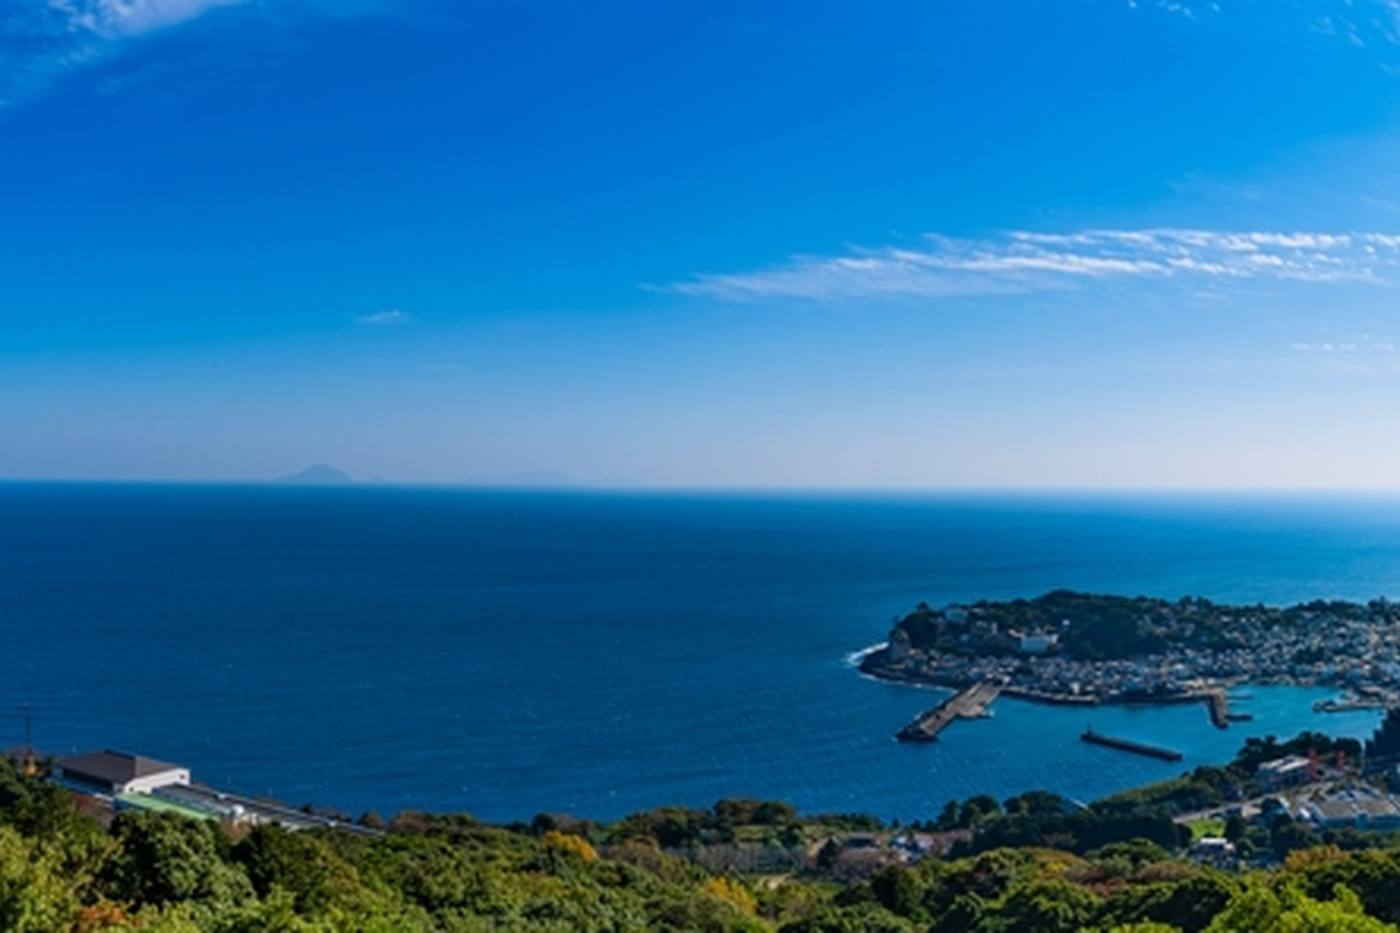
7, 0, 1400, 486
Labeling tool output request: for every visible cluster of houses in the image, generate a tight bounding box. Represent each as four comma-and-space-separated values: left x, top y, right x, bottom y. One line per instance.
1189, 749, 1400, 866
802, 829, 973, 879
879, 596, 1400, 705
1294, 786, 1400, 830
1191, 781, 1400, 867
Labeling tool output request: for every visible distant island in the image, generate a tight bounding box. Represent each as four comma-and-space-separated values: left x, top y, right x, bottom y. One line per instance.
275, 463, 353, 485
859, 590, 1400, 715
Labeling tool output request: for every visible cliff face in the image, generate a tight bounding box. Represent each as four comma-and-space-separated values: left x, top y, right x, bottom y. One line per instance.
886, 627, 912, 662
858, 628, 921, 681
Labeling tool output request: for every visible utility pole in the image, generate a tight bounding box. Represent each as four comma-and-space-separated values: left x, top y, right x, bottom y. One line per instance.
20, 704, 37, 778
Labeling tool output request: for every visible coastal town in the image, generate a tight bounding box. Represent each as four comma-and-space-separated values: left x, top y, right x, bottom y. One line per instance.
860, 590, 1400, 743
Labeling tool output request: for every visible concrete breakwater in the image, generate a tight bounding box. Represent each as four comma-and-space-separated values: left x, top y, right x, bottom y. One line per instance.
1206, 689, 1231, 729
896, 681, 1003, 742
1081, 727, 1184, 762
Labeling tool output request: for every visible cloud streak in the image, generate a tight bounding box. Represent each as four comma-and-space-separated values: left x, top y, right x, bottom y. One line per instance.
1, 0, 243, 105
667, 228, 1400, 303
356, 308, 410, 326
2, 0, 398, 106
49, 0, 240, 38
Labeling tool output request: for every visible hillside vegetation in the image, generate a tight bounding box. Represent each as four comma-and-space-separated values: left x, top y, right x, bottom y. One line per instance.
9, 757, 1400, 930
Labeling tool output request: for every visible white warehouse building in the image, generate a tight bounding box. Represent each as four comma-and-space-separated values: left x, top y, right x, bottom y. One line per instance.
55, 750, 190, 796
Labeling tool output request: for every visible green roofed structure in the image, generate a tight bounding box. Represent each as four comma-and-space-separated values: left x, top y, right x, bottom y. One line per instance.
113, 792, 217, 822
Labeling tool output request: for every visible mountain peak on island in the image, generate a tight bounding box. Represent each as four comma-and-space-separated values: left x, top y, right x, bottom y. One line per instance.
276, 463, 353, 486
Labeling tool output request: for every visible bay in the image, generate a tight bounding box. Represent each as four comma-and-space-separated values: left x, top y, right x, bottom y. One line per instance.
0, 484, 1390, 821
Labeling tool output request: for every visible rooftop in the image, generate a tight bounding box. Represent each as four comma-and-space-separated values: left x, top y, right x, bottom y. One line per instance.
57, 750, 184, 786
1258, 755, 1311, 774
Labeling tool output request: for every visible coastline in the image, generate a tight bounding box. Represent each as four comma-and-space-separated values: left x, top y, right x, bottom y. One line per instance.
862, 658, 1226, 708
863, 647, 1358, 751
860, 653, 1370, 711
857, 591, 1400, 737
859, 656, 1240, 710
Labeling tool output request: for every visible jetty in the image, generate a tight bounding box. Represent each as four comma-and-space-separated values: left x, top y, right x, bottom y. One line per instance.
896, 681, 1002, 742
1080, 727, 1183, 762
1205, 690, 1231, 729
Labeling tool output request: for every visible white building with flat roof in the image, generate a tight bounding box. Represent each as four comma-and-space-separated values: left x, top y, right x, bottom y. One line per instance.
55, 750, 189, 796
1256, 755, 1312, 791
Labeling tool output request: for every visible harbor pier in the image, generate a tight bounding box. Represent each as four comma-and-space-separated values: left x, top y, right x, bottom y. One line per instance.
896, 681, 1003, 742
1205, 689, 1230, 729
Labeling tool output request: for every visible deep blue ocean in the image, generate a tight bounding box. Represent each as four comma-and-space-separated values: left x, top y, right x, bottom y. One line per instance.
2, 484, 1396, 822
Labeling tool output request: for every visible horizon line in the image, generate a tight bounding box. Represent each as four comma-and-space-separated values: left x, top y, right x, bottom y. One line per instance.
9, 477, 1400, 496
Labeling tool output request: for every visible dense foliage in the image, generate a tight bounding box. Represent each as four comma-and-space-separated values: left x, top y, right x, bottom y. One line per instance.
8, 752, 1400, 930
897, 592, 1193, 659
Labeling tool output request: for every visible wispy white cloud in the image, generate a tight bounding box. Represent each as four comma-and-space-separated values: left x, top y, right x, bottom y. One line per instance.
1124, 0, 1222, 21
1156, 2, 1201, 22
1291, 337, 1398, 352
48, 0, 240, 39
356, 308, 410, 326
1, 0, 243, 105
1133, 0, 1400, 52
666, 228, 1400, 303
2, 0, 399, 106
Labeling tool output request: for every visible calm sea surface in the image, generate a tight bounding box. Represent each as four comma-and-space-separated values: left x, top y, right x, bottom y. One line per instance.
1, 484, 1396, 821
